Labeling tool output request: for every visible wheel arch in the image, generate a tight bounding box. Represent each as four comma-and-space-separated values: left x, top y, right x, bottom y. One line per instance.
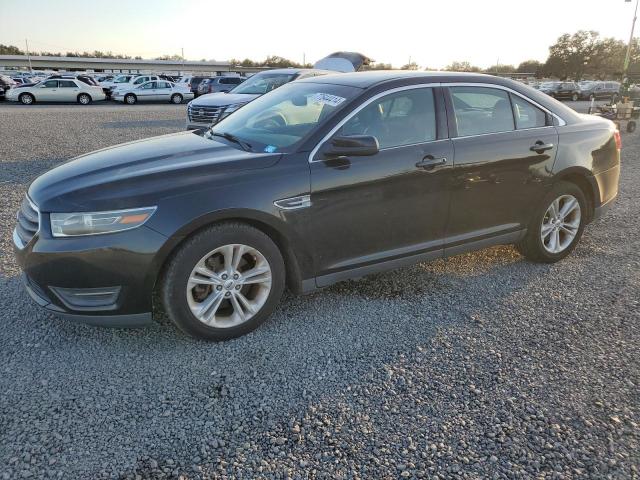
554, 167, 598, 222
77, 92, 92, 102
150, 209, 307, 298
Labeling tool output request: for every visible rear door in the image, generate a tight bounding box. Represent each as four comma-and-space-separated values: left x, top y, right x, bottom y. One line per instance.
156, 81, 172, 101
58, 79, 80, 101
309, 86, 453, 282
444, 85, 558, 252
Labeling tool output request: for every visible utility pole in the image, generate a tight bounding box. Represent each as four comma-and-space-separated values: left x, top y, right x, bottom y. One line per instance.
623, 0, 639, 83
303, 52, 306, 66
25, 38, 33, 73
181, 47, 185, 75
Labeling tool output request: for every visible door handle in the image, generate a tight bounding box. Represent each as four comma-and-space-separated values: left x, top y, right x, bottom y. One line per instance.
530, 141, 554, 154
416, 156, 447, 171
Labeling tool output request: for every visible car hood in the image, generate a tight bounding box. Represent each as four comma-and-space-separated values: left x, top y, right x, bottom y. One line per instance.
190, 92, 259, 107
29, 131, 280, 212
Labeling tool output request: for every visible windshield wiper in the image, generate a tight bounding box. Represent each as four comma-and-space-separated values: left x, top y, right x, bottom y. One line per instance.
209, 131, 252, 152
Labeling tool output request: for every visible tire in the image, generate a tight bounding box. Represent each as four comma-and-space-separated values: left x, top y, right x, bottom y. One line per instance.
170, 93, 183, 104
571, 92, 578, 101
161, 222, 286, 340
77, 93, 91, 105
627, 120, 636, 133
516, 181, 587, 263
19, 93, 34, 105
124, 94, 137, 105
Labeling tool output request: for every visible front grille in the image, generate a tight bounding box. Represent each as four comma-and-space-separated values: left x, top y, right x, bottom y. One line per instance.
188, 104, 225, 125
15, 195, 39, 247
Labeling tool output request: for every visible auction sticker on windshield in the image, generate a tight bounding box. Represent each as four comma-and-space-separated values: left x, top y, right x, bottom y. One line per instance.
309, 93, 346, 107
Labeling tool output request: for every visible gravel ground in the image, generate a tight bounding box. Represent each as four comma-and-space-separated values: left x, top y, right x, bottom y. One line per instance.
0, 101, 638, 479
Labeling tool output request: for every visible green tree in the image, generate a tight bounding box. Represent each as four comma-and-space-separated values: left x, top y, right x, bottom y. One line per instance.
485, 64, 517, 74
444, 61, 482, 72
544, 30, 600, 80
516, 60, 543, 76
401, 62, 419, 70
362, 62, 393, 70
0, 44, 24, 55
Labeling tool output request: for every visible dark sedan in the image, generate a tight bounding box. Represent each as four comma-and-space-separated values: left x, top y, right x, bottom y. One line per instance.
539, 81, 581, 101
14, 72, 620, 340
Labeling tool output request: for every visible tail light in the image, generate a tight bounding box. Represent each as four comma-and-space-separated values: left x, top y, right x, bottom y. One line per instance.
614, 130, 621, 150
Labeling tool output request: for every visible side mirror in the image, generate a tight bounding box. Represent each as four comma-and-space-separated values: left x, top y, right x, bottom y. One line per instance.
322, 135, 379, 158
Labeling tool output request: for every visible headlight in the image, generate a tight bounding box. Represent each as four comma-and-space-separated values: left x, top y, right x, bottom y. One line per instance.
50, 207, 156, 237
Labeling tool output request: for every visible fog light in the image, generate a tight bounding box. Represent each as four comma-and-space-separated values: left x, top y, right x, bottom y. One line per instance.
49, 286, 121, 310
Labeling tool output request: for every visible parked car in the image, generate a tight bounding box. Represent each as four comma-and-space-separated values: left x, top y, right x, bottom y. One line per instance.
0, 74, 14, 99
112, 80, 194, 104
11, 77, 34, 85
186, 52, 371, 130
197, 76, 244, 95
109, 74, 160, 98
538, 81, 581, 101
189, 76, 211, 97
13, 71, 620, 340
579, 81, 621, 102
6, 78, 106, 104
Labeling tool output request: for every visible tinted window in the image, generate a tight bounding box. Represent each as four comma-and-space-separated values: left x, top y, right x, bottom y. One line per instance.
450, 87, 514, 136
511, 95, 547, 129
231, 73, 296, 95
220, 77, 241, 84
59, 80, 77, 88
42, 80, 58, 88
340, 88, 436, 149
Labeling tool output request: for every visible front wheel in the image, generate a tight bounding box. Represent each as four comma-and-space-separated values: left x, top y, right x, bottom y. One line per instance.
571, 92, 579, 101
161, 223, 285, 340
170, 93, 183, 104
19, 93, 34, 105
516, 181, 587, 263
77, 93, 92, 105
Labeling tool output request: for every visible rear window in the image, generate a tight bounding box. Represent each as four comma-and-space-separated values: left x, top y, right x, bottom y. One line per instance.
450, 86, 515, 136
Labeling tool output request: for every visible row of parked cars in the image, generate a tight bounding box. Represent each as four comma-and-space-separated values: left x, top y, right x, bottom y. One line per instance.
0, 71, 249, 105
535, 80, 621, 102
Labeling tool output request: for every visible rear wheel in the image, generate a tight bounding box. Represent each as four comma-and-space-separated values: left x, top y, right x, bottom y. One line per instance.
161, 223, 285, 340
124, 93, 137, 105
571, 92, 579, 101
516, 181, 587, 263
170, 93, 183, 104
19, 93, 34, 105
77, 93, 91, 105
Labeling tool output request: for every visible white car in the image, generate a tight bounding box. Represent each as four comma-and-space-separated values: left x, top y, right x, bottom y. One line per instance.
112, 80, 194, 104
6, 78, 106, 105
109, 74, 160, 96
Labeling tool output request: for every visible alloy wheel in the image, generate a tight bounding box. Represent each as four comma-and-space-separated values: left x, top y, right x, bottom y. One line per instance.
540, 194, 581, 254
186, 244, 272, 328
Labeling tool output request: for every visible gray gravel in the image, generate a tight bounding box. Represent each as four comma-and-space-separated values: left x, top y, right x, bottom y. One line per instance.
0, 101, 638, 479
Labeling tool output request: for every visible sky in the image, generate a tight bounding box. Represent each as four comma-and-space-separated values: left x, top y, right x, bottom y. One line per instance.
0, 0, 637, 68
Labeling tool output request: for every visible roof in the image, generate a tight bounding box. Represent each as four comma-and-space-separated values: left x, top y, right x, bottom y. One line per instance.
298, 70, 583, 124
298, 70, 510, 88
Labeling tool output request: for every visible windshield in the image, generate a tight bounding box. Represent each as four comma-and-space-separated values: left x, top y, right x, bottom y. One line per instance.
207, 82, 360, 152
229, 73, 296, 95
114, 75, 132, 83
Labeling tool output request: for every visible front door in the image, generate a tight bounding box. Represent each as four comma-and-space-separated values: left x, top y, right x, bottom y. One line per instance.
444, 86, 558, 251
309, 86, 453, 283
37, 80, 59, 101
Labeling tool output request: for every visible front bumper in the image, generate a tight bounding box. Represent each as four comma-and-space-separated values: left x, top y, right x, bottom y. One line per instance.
14, 223, 169, 327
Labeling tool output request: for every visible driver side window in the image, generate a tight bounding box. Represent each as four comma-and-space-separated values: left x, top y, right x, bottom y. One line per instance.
339, 88, 436, 149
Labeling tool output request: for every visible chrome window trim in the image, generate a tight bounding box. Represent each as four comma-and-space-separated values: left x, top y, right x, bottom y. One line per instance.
446, 82, 567, 128
308, 81, 567, 163
308, 83, 441, 163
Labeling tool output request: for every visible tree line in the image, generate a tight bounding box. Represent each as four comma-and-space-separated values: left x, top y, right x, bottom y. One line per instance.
2, 30, 638, 79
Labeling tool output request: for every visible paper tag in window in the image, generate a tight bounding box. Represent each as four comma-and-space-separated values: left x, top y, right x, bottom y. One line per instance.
309, 93, 346, 107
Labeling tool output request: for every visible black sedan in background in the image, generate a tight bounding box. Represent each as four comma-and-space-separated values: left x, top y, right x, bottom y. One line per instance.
14, 72, 620, 340
538, 81, 581, 101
